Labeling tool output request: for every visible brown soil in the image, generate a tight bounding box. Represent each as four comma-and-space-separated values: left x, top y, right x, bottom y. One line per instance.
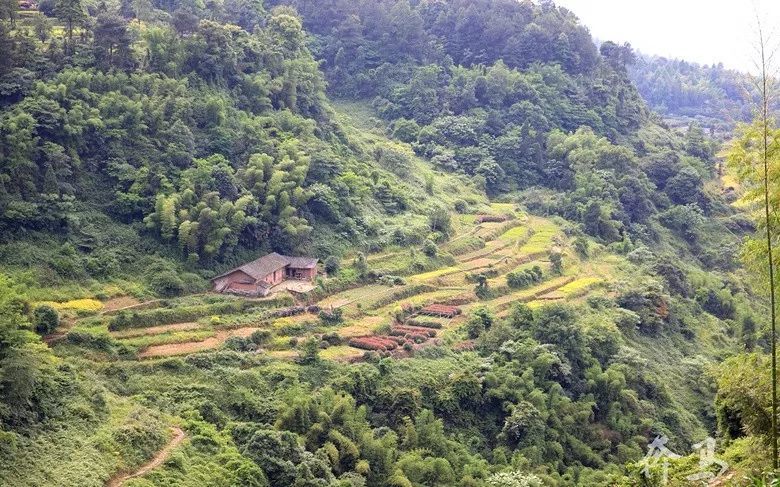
708, 470, 736, 487
106, 427, 185, 487
460, 257, 498, 270
111, 322, 201, 339
102, 296, 142, 312
138, 327, 259, 358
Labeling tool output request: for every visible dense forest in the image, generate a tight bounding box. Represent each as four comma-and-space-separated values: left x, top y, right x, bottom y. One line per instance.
0, 0, 775, 486
630, 55, 760, 137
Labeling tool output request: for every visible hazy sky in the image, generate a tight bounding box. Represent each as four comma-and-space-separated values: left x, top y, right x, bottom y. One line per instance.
553, 0, 780, 73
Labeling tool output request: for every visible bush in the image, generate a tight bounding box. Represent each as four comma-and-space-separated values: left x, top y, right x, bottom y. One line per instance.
422, 239, 438, 257
506, 266, 543, 289
298, 337, 320, 364
428, 207, 452, 235
465, 306, 494, 338
324, 255, 340, 276
696, 287, 736, 320
224, 336, 255, 352
250, 330, 272, 345
319, 308, 344, 325
658, 204, 704, 242
550, 252, 563, 275
392, 118, 420, 142
573, 237, 589, 258
148, 271, 185, 297
33, 304, 59, 334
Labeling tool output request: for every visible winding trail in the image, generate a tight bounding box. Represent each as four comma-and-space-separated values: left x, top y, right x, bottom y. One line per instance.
106, 427, 186, 487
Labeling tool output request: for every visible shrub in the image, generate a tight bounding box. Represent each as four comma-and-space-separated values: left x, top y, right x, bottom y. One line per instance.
392, 118, 420, 142
696, 287, 736, 320
33, 304, 59, 334
148, 271, 186, 297
573, 237, 589, 258
465, 307, 493, 339
66, 331, 114, 352
658, 204, 704, 242
474, 274, 490, 299
550, 252, 563, 275
321, 332, 342, 346
354, 252, 369, 278
506, 266, 543, 289
454, 199, 468, 213
298, 337, 321, 364
319, 308, 344, 325
324, 255, 340, 276
224, 336, 255, 352
428, 207, 452, 235
422, 239, 438, 257
250, 330, 272, 345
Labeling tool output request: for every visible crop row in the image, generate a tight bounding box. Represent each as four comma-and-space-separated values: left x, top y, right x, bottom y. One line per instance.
348, 336, 401, 351
108, 295, 294, 330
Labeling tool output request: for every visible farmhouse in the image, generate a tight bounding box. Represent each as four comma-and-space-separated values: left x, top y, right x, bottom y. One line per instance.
212, 253, 318, 297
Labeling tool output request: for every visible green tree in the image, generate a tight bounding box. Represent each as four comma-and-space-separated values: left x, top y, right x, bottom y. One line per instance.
54, 0, 85, 47
94, 13, 134, 70
324, 255, 340, 276
298, 337, 320, 364
32, 305, 59, 335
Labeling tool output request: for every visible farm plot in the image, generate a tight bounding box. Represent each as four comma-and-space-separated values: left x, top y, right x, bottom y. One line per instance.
97, 211, 609, 363
138, 327, 261, 358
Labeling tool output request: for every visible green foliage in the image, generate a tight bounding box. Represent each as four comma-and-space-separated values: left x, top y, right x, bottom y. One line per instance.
549, 252, 563, 276
109, 296, 292, 330
32, 304, 59, 334
0, 0, 759, 484
422, 239, 438, 257
318, 307, 343, 326
0, 275, 68, 430
324, 256, 340, 276
298, 337, 320, 364
715, 354, 772, 441
465, 306, 493, 339
506, 266, 543, 289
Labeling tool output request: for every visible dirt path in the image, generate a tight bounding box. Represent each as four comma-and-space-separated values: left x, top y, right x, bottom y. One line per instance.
107, 427, 186, 487
102, 296, 142, 312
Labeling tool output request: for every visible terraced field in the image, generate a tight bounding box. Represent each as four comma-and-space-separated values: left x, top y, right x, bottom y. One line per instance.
54, 205, 618, 362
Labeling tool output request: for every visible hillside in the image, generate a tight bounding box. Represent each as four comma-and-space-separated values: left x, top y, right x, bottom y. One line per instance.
630, 54, 759, 137
0, 0, 771, 486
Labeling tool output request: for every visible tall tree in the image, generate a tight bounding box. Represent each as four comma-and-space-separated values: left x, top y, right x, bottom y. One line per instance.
725, 19, 780, 469
93, 13, 134, 70
54, 0, 85, 49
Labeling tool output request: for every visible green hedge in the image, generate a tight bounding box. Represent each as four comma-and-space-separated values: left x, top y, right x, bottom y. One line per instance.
108, 295, 293, 331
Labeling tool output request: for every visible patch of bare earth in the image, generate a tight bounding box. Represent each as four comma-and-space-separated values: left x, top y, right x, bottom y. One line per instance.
460, 257, 498, 270
138, 327, 259, 358
111, 322, 200, 339
106, 427, 186, 487
102, 296, 142, 312
708, 471, 736, 487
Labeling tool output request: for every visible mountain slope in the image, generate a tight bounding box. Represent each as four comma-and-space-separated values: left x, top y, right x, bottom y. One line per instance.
0, 0, 767, 485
